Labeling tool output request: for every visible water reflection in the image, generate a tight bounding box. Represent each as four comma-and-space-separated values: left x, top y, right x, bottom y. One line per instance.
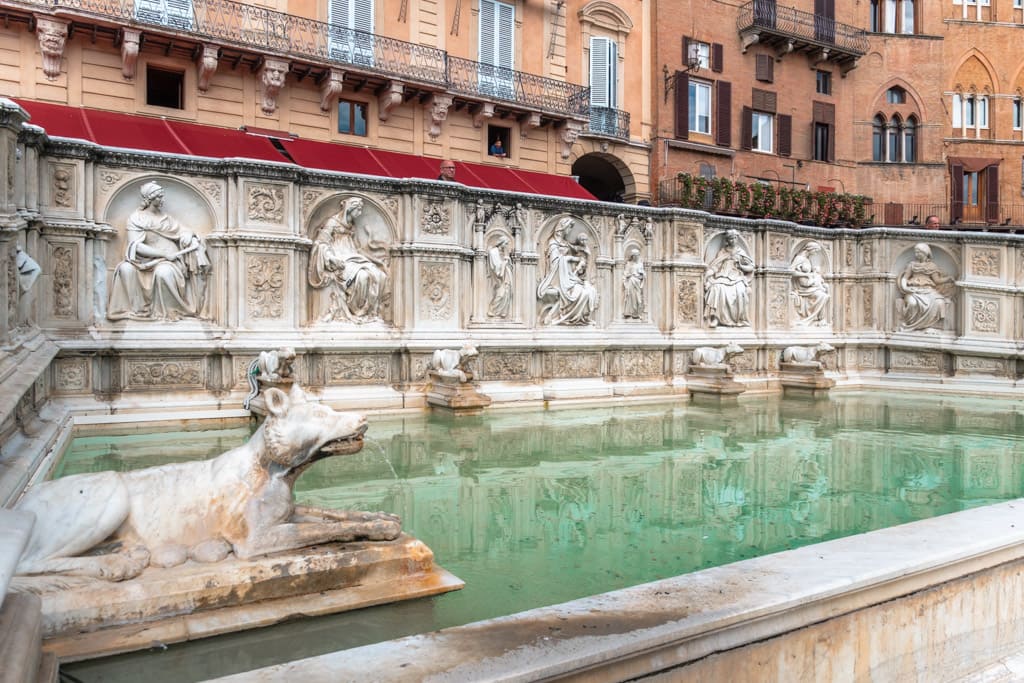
61, 393, 1024, 683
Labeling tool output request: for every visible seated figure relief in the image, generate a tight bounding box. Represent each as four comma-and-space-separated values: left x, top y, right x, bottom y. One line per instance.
308, 197, 389, 324
704, 229, 754, 328
896, 243, 957, 332
107, 181, 211, 321
790, 241, 829, 326
536, 217, 599, 326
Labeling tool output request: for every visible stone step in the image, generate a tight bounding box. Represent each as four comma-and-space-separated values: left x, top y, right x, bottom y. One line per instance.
0, 592, 43, 683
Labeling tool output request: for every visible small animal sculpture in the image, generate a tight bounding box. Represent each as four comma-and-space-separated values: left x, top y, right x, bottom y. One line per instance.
781, 342, 835, 369
690, 342, 744, 369
244, 347, 297, 410
429, 343, 479, 383
15, 385, 400, 581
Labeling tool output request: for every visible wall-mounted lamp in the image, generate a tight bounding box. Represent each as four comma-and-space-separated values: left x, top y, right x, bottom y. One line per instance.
662, 44, 703, 103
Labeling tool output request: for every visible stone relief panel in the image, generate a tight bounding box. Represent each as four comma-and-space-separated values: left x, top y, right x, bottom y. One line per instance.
536, 217, 599, 326
125, 359, 204, 389
621, 246, 645, 320
543, 351, 601, 378
53, 357, 89, 393
245, 182, 286, 224
103, 179, 214, 322
196, 180, 223, 208
98, 170, 126, 198
410, 354, 432, 382
233, 355, 258, 389
894, 243, 957, 333
481, 352, 531, 381
245, 253, 286, 320
861, 242, 874, 269
420, 261, 454, 321
790, 241, 829, 326
768, 234, 788, 262
486, 233, 513, 319
844, 242, 854, 269
614, 350, 662, 377
302, 189, 326, 219
969, 298, 999, 334
730, 349, 756, 373
969, 248, 1000, 278
674, 221, 700, 257
326, 354, 389, 384
956, 356, 1006, 375
50, 163, 75, 209
861, 284, 874, 327
420, 199, 450, 236
676, 277, 700, 325
307, 195, 392, 324
704, 229, 754, 328
50, 243, 76, 319
768, 281, 788, 327
891, 350, 943, 372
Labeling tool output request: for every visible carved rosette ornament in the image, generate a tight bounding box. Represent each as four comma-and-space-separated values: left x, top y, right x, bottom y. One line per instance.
246, 255, 285, 319
121, 29, 142, 80
35, 17, 69, 81
198, 44, 219, 92
970, 299, 999, 333
247, 184, 285, 223
54, 358, 88, 392
426, 94, 453, 139
258, 58, 290, 116
421, 200, 450, 235
126, 360, 204, 388
420, 262, 453, 321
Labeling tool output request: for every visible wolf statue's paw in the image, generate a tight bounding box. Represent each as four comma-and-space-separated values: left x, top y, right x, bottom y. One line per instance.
364, 519, 402, 541
97, 548, 150, 581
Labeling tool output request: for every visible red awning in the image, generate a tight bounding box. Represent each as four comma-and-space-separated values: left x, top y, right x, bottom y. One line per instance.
14, 100, 595, 200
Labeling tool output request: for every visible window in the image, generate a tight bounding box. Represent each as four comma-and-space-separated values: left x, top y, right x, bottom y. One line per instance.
886, 86, 906, 104
903, 116, 916, 161
328, 0, 375, 66
1014, 98, 1022, 131
870, 0, 914, 33
813, 123, 830, 161
135, 0, 193, 29
487, 125, 510, 157
338, 99, 367, 136
479, 0, 515, 97
692, 41, 710, 70
589, 36, 618, 135
751, 111, 773, 152
816, 70, 832, 95
872, 115, 885, 161
952, 92, 989, 132
689, 81, 711, 135
812, 101, 835, 162
887, 117, 901, 161
872, 113, 916, 162
146, 66, 184, 109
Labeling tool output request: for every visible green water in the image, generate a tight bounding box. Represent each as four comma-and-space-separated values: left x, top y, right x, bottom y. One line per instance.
62, 392, 1024, 682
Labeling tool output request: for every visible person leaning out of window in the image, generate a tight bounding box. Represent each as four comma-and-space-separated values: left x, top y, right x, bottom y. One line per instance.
489, 139, 506, 158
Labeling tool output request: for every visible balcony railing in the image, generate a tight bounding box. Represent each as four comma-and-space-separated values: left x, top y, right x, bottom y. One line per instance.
868, 202, 1024, 231
15, 0, 589, 119
586, 107, 630, 140
737, 0, 869, 56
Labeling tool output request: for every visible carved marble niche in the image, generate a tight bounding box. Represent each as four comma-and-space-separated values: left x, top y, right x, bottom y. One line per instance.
101, 178, 216, 323
892, 243, 959, 334
702, 229, 755, 328
535, 216, 600, 326
306, 194, 394, 325
789, 240, 831, 327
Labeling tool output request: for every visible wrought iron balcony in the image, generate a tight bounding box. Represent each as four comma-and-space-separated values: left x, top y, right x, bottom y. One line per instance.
10, 0, 589, 120
737, 0, 868, 73
585, 107, 630, 140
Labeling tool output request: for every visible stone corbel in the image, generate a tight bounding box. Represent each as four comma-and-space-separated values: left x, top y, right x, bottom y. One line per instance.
197, 44, 219, 92
35, 16, 69, 82
526, 112, 542, 129
739, 29, 760, 54
376, 81, 403, 120
472, 102, 495, 128
426, 94, 454, 139
810, 47, 831, 69
319, 68, 345, 111
775, 40, 794, 62
120, 29, 141, 80
258, 57, 290, 116
558, 121, 582, 160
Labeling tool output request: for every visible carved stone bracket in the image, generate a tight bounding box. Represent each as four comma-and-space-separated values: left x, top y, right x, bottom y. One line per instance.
35, 16, 69, 82
810, 47, 831, 69
775, 39, 795, 62
739, 29, 760, 54
319, 68, 345, 112
258, 58, 290, 116
376, 81, 403, 120
120, 29, 141, 80
558, 121, 582, 160
526, 112, 542, 129
426, 94, 454, 139
472, 102, 495, 128
197, 44, 219, 92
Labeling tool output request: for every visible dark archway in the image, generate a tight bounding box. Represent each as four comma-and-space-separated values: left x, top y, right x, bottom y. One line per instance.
572, 153, 629, 203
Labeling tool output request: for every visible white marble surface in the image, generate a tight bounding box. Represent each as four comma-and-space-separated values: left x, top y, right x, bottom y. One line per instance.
0, 509, 33, 604
211, 499, 1024, 682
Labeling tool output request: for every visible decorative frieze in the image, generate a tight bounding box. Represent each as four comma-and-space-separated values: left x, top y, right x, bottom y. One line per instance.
326, 355, 389, 383
246, 183, 286, 223
543, 352, 601, 378
481, 353, 530, 380
420, 262, 454, 321
51, 244, 75, 319
246, 254, 286, 319
125, 360, 204, 389
614, 351, 662, 377
53, 358, 89, 392
891, 350, 942, 371
969, 298, 999, 334
956, 356, 1005, 374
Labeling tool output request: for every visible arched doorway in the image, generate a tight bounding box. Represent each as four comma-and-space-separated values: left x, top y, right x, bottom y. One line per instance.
572, 153, 632, 203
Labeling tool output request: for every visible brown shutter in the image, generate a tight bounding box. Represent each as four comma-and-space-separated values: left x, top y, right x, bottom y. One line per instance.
812, 100, 835, 124
741, 106, 752, 150
674, 71, 689, 140
752, 88, 777, 113
985, 164, 1000, 223
950, 163, 964, 223
682, 37, 691, 65
755, 54, 774, 83
715, 80, 732, 147
712, 43, 724, 73
778, 114, 792, 157
828, 124, 835, 163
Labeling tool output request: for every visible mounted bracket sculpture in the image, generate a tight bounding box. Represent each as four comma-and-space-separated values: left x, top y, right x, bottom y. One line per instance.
318, 68, 345, 112
120, 29, 141, 80
35, 16, 69, 81
427, 94, 454, 139
376, 81, 403, 120
197, 44, 219, 92
258, 58, 290, 116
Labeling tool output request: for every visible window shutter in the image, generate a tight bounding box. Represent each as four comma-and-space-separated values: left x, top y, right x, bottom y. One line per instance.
480, 0, 495, 64
828, 124, 835, 162
812, 100, 835, 124
778, 114, 791, 156
985, 164, 1000, 223
711, 43, 724, 73
164, 0, 194, 27
741, 106, 752, 150
352, 0, 374, 32
590, 37, 609, 107
715, 80, 731, 147
682, 36, 690, 65
495, 1, 514, 70
755, 54, 773, 83
950, 163, 964, 222
674, 71, 689, 140
752, 88, 777, 113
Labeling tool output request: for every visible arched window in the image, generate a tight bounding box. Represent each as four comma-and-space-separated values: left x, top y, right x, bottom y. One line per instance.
886, 86, 906, 104
872, 114, 885, 161
887, 115, 901, 162
903, 116, 916, 162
